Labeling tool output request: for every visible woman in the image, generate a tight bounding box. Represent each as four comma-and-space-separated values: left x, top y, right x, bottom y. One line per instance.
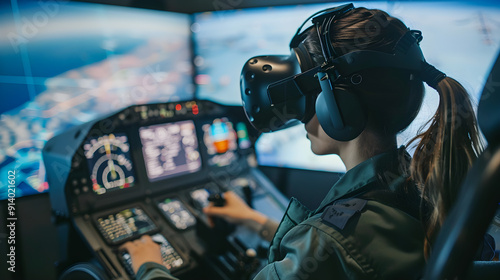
122, 5, 484, 279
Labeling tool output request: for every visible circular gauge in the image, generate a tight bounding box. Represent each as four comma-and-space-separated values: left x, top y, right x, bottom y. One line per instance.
83, 133, 135, 195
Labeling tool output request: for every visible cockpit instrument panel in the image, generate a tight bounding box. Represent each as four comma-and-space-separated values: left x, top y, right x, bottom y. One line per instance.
44, 101, 289, 280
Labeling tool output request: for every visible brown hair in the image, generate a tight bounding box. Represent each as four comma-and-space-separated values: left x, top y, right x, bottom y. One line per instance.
409, 77, 483, 257
304, 7, 484, 257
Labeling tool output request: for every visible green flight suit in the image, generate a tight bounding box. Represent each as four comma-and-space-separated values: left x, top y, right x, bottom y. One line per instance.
137, 147, 426, 280
254, 147, 425, 279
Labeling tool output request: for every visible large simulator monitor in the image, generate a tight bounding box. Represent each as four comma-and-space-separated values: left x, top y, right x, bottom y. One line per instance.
0, 2, 193, 199
193, 1, 500, 172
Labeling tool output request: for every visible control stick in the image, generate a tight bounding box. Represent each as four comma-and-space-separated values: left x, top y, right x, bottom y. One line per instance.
196, 192, 235, 254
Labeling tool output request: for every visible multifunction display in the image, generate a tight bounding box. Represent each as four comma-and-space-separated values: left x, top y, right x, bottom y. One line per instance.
96, 207, 157, 244
84, 133, 135, 195
140, 120, 202, 182
202, 118, 238, 167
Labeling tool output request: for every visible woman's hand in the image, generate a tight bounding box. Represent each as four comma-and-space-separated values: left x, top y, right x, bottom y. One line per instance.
203, 191, 267, 226
120, 235, 163, 274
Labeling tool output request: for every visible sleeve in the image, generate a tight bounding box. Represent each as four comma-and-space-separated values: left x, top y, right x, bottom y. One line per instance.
252, 224, 368, 280
242, 217, 280, 242
259, 219, 280, 242
135, 262, 180, 280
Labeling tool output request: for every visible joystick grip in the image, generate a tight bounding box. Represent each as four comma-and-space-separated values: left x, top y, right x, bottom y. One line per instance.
196, 192, 235, 254
208, 192, 226, 207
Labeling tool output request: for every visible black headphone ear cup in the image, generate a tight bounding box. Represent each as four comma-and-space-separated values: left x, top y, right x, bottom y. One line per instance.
315, 85, 366, 141
292, 43, 315, 72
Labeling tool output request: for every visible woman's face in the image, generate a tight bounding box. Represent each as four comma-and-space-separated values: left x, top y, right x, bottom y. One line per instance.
304, 114, 340, 155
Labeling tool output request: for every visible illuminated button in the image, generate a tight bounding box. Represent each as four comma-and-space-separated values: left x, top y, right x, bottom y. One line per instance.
82, 186, 89, 192
246, 248, 257, 258
164, 248, 173, 254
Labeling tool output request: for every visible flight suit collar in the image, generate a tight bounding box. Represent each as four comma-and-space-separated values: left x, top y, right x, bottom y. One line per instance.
314, 146, 409, 215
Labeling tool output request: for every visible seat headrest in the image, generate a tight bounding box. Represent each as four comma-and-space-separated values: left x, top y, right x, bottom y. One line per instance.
478, 51, 500, 146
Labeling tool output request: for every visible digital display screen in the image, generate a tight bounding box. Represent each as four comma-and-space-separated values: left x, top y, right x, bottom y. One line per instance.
236, 122, 252, 150
202, 118, 238, 167
84, 134, 135, 195
140, 120, 202, 182
96, 207, 157, 244
193, 1, 500, 173
0, 2, 194, 199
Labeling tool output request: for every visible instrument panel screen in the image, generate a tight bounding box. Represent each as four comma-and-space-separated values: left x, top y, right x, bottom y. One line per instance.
202, 118, 239, 167
84, 133, 136, 195
140, 120, 202, 182
96, 207, 157, 245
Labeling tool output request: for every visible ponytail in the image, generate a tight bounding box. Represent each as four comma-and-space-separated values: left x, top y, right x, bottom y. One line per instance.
408, 77, 484, 258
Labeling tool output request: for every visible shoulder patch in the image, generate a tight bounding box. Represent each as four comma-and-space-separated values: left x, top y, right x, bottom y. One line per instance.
321, 198, 367, 230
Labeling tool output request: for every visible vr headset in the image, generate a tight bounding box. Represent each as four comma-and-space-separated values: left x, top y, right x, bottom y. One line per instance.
240, 3, 428, 141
